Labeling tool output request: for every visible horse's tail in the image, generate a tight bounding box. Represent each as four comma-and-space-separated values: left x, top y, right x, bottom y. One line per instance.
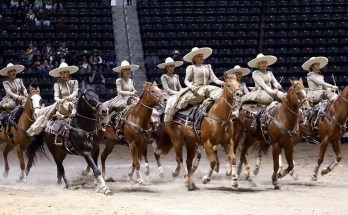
26, 132, 47, 165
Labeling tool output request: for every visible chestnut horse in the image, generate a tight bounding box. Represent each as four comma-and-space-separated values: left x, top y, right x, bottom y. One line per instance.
1, 87, 41, 181
99, 82, 166, 184
234, 79, 310, 189
304, 85, 348, 181
163, 74, 241, 190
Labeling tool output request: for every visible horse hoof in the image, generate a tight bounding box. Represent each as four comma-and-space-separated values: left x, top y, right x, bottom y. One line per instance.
127, 176, 133, 182
214, 164, 220, 173
248, 179, 257, 187
137, 179, 147, 186
97, 185, 112, 195
273, 182, 281, 190
188, 181, 199, 191
202, 175, 211, 184
226, 170, 232, 177
172, 170, 179, 178
3, 171, 8, 178
192, 167, 197, 174
321, 169, 329, 176
311, 175, 318, 182
57, 180, 62, 185
158, 167, 164, 178
231, 180, 238, 190
290, 172, 299, 181
253, 168, 260, 176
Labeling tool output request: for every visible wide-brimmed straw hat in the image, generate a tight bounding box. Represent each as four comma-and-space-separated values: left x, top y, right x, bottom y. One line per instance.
157, 57, 183, 69
225, 65, 251, 76
247, 53, 277, 68
49, 62, 79, 77
302, 56, 328, 71
112, 60, 139, 73
183, 47, 213, 63
0, 63, 25, 76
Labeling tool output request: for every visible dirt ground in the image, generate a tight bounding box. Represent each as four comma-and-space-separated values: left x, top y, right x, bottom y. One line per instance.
0, 143, 348, 215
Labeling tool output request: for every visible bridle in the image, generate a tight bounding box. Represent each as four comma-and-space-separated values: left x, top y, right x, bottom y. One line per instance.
76, 91, 104, 122
286, 83, 308, 116
139, 83, 164, 111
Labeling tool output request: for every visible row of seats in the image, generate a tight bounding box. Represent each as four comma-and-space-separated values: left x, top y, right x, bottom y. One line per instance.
2, 8, 112, 15
139, 15, 260, 23
137, 0, 262, 7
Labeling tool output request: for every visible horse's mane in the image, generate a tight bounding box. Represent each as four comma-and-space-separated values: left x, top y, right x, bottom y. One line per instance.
139, 82, 152, 100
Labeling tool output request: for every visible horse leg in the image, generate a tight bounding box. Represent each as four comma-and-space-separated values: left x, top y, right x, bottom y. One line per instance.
278, 144, 294, 179
321, 139, 342, 176
222, 140, 238, 190
143, 146, 150, 176
173, 140, 190, 187
191, 144, 201, 174
82, 142, 100, 176
3, 142, 14, 178
154, 152, 164, 178
278, 153, 283, 173
289, 160, 299, 180
81, 151, 111, 195
16, 145, 27, 182
128, 142, 146, 185
186, 142, 199, 191
271, 143, 281, 189
202, 140, 216, 184
253, 149, 263, 176
312, 139, 329, 181
214, 147, 220, 173
100, 139, 115, 179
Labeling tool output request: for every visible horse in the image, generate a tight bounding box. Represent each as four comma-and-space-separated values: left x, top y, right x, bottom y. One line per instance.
98, 82, 166, 184
234, 79, 310, 189
163, 74, 241, 191
301, 85, 348, 181
1, 86, 41, 181
25, 90, 110, 194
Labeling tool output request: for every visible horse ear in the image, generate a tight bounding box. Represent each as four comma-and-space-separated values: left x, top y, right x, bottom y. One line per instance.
299, 78, 303, 83
36, 86, 40, 92
289, 78, 294, 85
152, 81, 157, 86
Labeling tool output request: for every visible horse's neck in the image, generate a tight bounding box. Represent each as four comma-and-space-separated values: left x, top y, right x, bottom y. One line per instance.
130, 99, 153, 128
278, 99, 299, 129
18, 99, 33, 129
74, 100, 97, 131
209, 88, 232, 120
331, 93, 348, 123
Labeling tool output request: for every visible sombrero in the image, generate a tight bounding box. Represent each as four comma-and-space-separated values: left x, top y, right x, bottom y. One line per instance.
225, 65, 251, 76
302, 56, 328, 71
247, 53, 277, 68
183, 47, 213, 63
112, 60, 139, 73
157, 57, 183, 69
49, 62, 79, 77
0, 63, 25, 76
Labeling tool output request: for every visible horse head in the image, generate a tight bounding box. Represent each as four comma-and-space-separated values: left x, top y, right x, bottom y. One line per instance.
140, 81, 166, 107
288, 78, 311, 113
28, 86, 42, 113
224, 73, 243, 100
78, 89, 108, 122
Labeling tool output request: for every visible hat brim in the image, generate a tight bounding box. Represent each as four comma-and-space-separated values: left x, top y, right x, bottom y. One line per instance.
247, 56, 277, 68
0, 65, 25, 76
183, 47, 213, 63
112, 65, 139, 73
302, 57, 328, 71
225, 68, 251, 76
49, 66, 79, 77
157, 61, 183, 69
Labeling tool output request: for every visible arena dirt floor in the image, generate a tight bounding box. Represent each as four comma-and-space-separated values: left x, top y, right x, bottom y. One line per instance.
0, 143, 348, 215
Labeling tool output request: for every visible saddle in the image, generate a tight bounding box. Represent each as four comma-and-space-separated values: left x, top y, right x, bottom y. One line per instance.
307, 100, 331, 132
44, 118, 80, 154
173, 98, 215, 136
0, 106, 24, 144
110, 106, 133, 145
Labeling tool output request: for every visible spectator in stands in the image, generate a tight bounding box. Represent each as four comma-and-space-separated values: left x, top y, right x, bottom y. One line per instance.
43, 0, 54, 11
54, 0, 64, 11
34, 0, 43, 9
87, 68, 106, 92
57, 41, 69, 57
41, 41, 54, 58
56, 51, 66, 64
90, 49, 103, 72
0, 14, 7, 36
47, 49, 55, 64
127, 0, 132, 6
38, 59, 53, 77
20, 0, 32, 10
172, 50, 182, 61
55, 17, 66, 31
144, 50, 159, 73
31, 49, 42, 70
35, 8, 50, 27
103, 50, 116, 68
24, 42, 36, 63
10, 0, 20, 8
25, 9, 36, 26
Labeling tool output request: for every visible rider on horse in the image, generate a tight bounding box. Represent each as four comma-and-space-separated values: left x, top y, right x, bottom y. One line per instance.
164, 47, 224, 123
0, 63, 27, 112
27, 63, 79, 139
302, 56, 338, 105
242, 53, 286, 106
103, 60, 139, 112
158, 57, 184, 97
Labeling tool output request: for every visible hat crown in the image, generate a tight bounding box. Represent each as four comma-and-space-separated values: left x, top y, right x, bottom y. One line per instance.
309, 57, 316, 61
191, 47, 199, 52
164, 57, 175, 63
59, 62, 69, 68
256, 53, 265, 58
234, 65, 241, 69
120, 60, 130, 67
7, 63, 14, 67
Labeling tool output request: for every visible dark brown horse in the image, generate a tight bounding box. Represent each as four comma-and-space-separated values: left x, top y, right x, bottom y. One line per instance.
99, 82, 166, 184
26, 90, 110, 194
1, 87, 41, 181
234, 79, 310, 189
302, 86, 348, 181
163, 74, 241, 190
